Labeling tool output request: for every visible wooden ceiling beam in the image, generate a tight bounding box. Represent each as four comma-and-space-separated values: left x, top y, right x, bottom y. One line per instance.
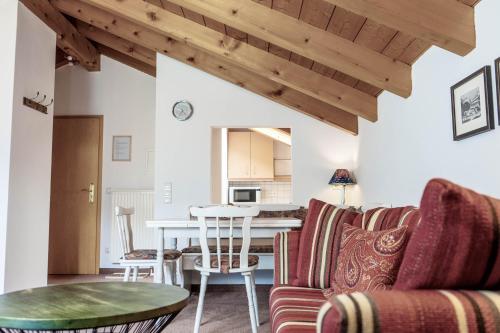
97, 44, 156, 77
50, 0, 359, 134
56, 47, 70, 68
76, 21, 156, 67
72, 0, 377, 121
164, 0, 411, 97
20, 0, 100, 71
324, 0, 476, 56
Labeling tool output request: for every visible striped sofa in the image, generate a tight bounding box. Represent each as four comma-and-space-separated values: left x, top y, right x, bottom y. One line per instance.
270, 179, 500, 333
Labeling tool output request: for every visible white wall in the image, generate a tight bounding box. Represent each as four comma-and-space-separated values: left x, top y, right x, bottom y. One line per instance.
55, 57, 156, 267
357, 0, 500, 206
0, 3, 56, 293
0, 0, 20, 293
155, 54, 359, 219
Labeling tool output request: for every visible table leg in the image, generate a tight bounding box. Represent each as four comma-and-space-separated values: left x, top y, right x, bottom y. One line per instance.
155, 227, 164, 283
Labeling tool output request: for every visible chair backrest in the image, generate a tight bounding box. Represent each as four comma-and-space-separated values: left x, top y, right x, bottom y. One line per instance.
190, 205, 260, 272
115, 206, 135, 257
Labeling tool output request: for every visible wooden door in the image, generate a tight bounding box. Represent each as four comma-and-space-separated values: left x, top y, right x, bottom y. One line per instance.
250, 132, 274, 179
228, 132, 251, 179
49, 116, 102, 274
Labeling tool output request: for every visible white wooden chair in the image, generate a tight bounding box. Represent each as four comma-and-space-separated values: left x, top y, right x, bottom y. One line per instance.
190, 205, 260, 333
115, 206, 183, 286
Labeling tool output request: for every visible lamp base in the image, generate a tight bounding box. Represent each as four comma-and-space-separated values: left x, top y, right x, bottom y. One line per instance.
341, 185, 346, 206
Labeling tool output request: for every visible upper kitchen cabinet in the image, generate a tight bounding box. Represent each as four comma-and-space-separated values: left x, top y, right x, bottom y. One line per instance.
250, 132, 274, 179
228, 131, 251, 179
228, 131, 274, 180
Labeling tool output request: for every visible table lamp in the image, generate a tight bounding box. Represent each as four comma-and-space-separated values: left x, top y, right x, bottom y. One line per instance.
329, 169, 356, 206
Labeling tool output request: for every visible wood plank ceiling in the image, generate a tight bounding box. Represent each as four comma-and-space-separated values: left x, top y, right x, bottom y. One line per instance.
24, 0, 481, 135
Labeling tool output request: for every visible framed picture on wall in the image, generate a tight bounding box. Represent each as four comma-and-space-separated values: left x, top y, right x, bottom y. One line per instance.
112, 136, 132, 161
450, 66, 494, 141
495, 57, 500, 125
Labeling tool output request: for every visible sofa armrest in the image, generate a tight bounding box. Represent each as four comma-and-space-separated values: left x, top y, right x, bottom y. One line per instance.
273, 230, 301, 286
317, 289, 500, 333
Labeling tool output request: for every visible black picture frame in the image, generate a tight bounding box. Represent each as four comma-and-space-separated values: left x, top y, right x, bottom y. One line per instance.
450, 66, 494, 141
495, 58, 500, 125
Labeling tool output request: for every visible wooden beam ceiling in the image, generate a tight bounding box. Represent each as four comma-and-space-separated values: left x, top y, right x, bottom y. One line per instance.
75, 0, 377, 121
20, 0, 100, 71
323, 0, 476, 56
158, 0, 412, 98
43, 0, 480, 134
50, 0, 359, 134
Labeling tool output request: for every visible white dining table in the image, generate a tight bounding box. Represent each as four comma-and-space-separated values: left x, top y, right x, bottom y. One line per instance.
146, 217, 302, 283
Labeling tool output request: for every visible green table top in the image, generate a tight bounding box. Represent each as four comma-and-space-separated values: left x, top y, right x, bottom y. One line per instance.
0, 282, 189, 330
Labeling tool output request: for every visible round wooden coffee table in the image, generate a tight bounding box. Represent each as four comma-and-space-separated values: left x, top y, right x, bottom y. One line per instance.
0, 282, 189, 333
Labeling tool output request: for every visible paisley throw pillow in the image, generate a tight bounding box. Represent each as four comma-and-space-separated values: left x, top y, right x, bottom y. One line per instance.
330, 224, 409, 295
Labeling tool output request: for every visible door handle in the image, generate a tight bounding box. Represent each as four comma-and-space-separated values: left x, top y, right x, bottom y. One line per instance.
81, 183, 95, 204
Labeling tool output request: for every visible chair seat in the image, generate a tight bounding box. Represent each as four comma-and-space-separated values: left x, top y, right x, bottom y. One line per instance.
194, 254, 259, 273
123, 249, 182, 261
182, 244, 274, 254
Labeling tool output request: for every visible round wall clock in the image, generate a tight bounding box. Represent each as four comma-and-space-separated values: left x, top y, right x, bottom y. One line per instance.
172, 100, 194, 121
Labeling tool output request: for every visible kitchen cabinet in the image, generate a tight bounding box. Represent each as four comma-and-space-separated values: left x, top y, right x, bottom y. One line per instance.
228, 131, 274, 180
250, 132, 274, 179
228, 132, 251, 179
273, 140, 292, 179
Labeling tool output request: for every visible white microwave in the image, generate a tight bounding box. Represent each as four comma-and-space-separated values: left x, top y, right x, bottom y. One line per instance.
229, 187, 261, 204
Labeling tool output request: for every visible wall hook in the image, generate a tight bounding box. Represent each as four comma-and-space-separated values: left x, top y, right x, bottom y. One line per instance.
39, 94, 47, 104
43, 98, 54, 107
31, 91, 40, 101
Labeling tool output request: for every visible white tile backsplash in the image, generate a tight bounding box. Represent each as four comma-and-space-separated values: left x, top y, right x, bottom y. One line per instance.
230, 181, 292, 204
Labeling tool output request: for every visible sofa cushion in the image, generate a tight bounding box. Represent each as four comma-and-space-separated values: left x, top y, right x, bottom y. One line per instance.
352, 206, 421, 235
296, 199, 360, 289
395, 179, 500, 290
269, 286, 326, 333
330, 224, 409, 295
274, 231, 301, 286
317, 290, 500, 333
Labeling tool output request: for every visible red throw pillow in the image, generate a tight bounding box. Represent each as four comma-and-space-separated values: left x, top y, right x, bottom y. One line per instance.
329, 224, 409, 295
395, 179, 500, 290
295, 199, 360, 289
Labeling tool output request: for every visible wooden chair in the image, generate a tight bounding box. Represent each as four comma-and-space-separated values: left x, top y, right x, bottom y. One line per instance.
115, 206, 183, 286
190, 205, 260, 333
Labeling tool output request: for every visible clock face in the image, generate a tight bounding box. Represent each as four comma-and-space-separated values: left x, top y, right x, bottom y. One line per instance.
172, 101, 193, 121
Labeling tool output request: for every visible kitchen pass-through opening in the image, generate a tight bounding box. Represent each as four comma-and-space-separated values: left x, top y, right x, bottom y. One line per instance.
210, 128, 292, 207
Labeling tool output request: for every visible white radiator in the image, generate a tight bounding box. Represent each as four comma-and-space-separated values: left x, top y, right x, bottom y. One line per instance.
110, 189, 155, 263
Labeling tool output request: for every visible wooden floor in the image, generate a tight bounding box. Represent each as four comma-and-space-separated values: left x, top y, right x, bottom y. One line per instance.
48, 275, 272, 333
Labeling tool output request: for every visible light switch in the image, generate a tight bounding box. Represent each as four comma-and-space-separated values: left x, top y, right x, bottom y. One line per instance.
164, 182, 172, 204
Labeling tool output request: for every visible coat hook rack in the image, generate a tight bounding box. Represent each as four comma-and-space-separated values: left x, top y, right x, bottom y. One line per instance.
23, 91, 53, 114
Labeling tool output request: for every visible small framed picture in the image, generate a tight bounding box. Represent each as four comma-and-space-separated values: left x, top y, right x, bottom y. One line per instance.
495, 58, 500, 125
112, 136, 132, 161
451, 66, 494, 141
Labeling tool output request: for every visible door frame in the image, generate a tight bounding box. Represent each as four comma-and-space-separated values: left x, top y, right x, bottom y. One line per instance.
52, 115, 104, 273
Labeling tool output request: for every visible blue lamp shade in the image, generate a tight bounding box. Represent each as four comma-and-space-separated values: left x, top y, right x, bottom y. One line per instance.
329, 169, 356, 185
